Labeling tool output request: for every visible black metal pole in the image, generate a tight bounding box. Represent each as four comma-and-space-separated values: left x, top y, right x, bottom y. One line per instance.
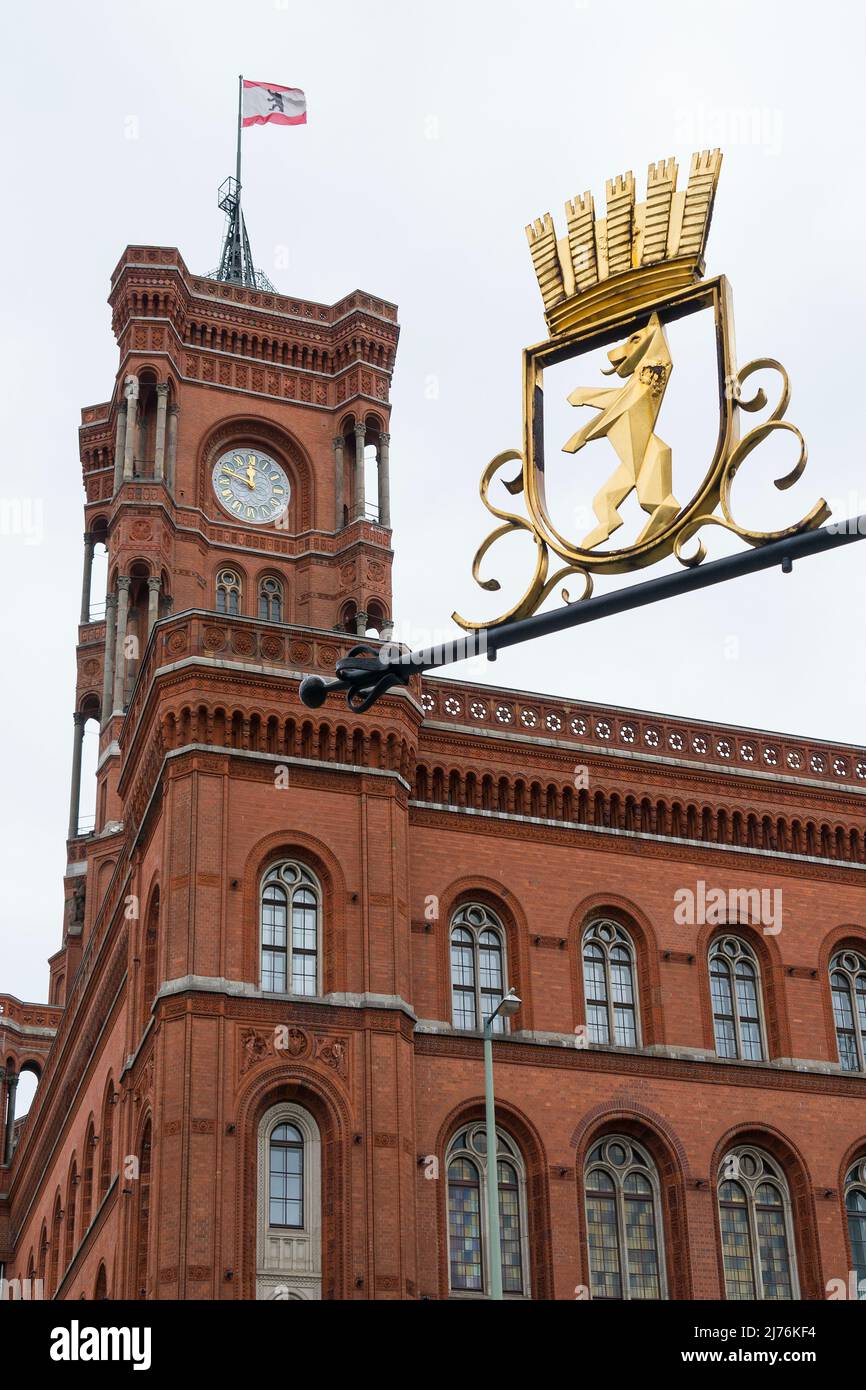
300, 516, 866, 712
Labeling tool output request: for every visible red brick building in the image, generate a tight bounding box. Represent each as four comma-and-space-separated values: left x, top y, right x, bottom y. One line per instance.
1, 243, 865, 1302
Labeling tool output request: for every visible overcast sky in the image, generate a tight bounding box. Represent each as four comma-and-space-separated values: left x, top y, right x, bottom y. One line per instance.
2, 0, 864, 1022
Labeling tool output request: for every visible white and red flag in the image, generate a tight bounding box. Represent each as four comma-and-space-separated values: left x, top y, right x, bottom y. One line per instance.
242, 80, 307, 128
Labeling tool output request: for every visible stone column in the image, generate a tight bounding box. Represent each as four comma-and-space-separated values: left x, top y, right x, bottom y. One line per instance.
123, 376, 139, 481
147, 576, 161, 636
166, 404, 179, 490
67, 712, 87, 841
353, 421, 366, 521
113, 403, 127, 495
101, 593, 117, 727
355, 609, 368, 636
3, 1071, 18, 1166
333, 435, 345, 530
377, 431, 391, 528
154, 384, 169, 481
79, 533, 95, 624
112, 577, 131, 712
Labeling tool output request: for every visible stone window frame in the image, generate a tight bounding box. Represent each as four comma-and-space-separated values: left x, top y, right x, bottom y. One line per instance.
449, 903, 509, 1034
708, 935, 768, 1062
581, 920, 642, 1048
445, 1122, 531, 1300
256, 1102, 322, 1301
583, 1133, 668, 1300
717, 1144, 799, 1300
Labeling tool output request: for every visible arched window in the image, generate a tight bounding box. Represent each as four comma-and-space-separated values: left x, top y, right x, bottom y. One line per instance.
257, 1103, 322, 1299
582, 920, 639, 1046
260, 862, 320, 995
49, 1192, 62, 1296
450, 904, 507, 1032
216, 568, 241, 615
94, 1263, 108, 1300
134, 1119, 151, 1299
81, 1119, 95, 1232
830, 950, 866, 1071
583, 1135, 666, 1299
269, 1123, 304, 1228
845, 1158, 866, 1299
64, 1160, 78, 1272
258, 575, 283, 622
709, 936, 765, 1060
717, 1146, 798, 1299
446, 1123, 529, 1297
99, 1081, 115, 1200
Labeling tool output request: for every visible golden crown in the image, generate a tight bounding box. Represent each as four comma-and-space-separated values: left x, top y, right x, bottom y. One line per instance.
526, 149, 722, 336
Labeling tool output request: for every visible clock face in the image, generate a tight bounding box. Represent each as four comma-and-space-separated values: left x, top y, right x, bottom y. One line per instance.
211, 448, 291, 525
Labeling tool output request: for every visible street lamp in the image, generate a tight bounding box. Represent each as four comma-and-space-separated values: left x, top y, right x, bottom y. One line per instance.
483, 986, 522, 1300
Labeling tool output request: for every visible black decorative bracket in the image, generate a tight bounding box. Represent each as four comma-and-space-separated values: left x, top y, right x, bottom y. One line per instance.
300, 517, 866, 713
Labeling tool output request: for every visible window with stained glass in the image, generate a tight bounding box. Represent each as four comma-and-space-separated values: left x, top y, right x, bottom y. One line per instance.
845, 1158, 866, 1298
446, 1125, 529, 1297
584, 1136, 665, 1299
718, 1147, 797, 1299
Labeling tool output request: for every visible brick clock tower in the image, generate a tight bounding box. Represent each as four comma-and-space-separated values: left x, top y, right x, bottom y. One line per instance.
13, 242, 421, 1301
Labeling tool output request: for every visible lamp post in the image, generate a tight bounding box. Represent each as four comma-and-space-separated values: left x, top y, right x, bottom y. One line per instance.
483, 987, 522, 1300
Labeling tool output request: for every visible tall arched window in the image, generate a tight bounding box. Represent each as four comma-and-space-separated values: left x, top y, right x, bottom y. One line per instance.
446, 1123, 529, 1297
582, 921, 639, 1046
845, 1158, 866, 1298
49, 1192, 62, 1296
216, 568, 241, 615
583, 1135, 666, 1299
717, 1146, 798, 1299
709, 936, 765, 1060
260, 862, 320, 995
450, 904, 507, 1032
99, 1080, 115, 1201
257, 1103, 322, 1299
258, 575, 283, 622
64, 1159, 78, 1273
830, 950, 866, 1071
134, 1119, 151, 1299
81, 1119, 95, 1232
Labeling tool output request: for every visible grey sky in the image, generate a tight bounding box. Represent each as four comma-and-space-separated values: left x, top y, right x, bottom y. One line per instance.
2, 0, 864, 1023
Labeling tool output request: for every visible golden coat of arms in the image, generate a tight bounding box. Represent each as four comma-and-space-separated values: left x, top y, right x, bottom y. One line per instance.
453, 151, 829, 629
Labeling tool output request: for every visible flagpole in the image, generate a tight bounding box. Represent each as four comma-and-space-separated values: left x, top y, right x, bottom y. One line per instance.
234, 73, 243, 278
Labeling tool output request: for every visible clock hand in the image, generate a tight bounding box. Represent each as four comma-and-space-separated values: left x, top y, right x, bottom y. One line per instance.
221, 467, 252, 485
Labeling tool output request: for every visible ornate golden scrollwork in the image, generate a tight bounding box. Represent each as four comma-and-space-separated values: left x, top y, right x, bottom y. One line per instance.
452, 151, 830, 632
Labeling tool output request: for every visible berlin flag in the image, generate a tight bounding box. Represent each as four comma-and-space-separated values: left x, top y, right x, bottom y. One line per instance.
242, 80, 307, 127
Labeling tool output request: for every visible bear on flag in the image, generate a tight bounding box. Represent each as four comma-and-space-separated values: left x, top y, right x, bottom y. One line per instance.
242, 80, 307, 127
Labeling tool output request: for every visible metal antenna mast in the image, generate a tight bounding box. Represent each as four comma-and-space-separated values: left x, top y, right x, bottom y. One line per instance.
213, 74, 275, 292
